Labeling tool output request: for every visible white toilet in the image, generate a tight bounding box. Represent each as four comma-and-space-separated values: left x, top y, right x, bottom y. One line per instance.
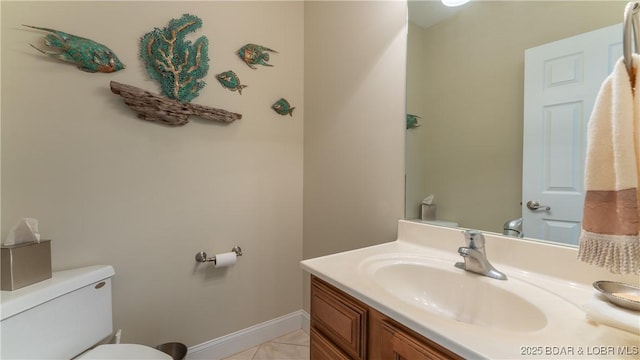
0, 265, 173, 359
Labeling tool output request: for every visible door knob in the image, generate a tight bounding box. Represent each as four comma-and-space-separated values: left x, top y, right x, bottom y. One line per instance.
526, 201, 550, 211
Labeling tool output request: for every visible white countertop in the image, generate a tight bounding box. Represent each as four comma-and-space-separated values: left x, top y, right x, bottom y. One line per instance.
301, 220, 640, 359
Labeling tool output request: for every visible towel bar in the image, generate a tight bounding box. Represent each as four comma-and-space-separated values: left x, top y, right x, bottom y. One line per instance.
623, 1, 640, 76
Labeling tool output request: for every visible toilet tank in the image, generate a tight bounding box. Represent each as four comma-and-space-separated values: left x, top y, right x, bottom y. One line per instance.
1, 265, 115, 359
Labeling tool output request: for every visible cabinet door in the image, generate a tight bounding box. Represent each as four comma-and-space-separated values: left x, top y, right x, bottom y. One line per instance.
311, 276, 367, 359
381, 321, 454, 360
310, 328, 351, 360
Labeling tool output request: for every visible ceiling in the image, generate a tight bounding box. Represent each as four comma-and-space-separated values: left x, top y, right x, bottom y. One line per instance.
408, 0, 462, 29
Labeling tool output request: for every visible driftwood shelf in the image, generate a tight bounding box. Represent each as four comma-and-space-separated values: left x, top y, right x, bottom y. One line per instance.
110, 81, 242, 126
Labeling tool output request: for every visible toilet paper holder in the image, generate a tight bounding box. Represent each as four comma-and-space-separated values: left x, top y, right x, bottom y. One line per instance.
195, 246, 242, 264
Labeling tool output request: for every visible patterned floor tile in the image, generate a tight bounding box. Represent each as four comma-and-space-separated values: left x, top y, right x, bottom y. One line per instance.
221, 330, 309, 360
223, 345, 259, 360
252, 342, 309, 360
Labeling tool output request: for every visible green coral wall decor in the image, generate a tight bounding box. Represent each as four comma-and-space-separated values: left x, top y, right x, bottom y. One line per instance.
140, 14, 209, 103
110, 14, 241, 126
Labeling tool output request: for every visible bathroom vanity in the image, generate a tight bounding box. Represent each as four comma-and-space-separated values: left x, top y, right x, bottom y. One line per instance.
301, 220, 640, 359
310, 275, 462, 359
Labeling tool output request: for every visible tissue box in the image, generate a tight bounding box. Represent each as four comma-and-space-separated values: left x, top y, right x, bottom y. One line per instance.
1, 240, 52, 291
421, 204, 436, 221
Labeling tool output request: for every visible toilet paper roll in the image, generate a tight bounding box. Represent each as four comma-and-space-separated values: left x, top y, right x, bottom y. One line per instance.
214, 252, 237, 268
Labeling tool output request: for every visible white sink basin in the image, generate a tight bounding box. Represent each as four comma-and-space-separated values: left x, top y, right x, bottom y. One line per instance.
302, 221, 640, 359
359, 255, 548, 332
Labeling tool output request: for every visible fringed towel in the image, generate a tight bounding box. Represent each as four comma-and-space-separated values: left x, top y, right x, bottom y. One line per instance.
578, 55, 640, 274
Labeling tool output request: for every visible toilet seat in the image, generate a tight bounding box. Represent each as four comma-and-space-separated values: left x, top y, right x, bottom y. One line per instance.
78, 344, 173, 359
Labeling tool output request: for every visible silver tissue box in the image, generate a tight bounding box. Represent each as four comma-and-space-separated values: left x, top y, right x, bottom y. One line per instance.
1, 240, 52, 291
421, 204, 436, 221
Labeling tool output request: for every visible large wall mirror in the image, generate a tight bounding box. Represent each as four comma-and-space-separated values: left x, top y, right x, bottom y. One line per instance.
405, 1, 623, 246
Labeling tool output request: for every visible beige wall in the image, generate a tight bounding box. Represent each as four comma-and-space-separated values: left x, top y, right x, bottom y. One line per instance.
2, 1, 303, 347
405, 21, 428, 219
2, 0, 408, 349
303, 0, 407, 258
302, 0, 407, 309
406, 1, 622, 232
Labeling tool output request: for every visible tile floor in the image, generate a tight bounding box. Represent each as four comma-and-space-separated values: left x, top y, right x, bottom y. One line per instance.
222, 329, 310, 360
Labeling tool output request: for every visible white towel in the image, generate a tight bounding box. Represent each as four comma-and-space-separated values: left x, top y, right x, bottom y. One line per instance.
578, 55, 640, 274
584, 293, 640, 335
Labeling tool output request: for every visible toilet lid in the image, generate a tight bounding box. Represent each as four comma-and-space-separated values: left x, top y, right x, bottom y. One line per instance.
78, 344, 173, 359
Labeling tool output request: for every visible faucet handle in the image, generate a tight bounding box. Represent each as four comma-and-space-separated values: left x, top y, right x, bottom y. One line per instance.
462, 230, 485, 250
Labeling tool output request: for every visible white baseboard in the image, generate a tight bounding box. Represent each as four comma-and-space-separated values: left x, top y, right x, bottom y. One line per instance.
301, 310, 310, 334
186, 310, 310, 360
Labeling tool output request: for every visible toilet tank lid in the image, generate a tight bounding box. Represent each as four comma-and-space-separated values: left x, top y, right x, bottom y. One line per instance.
1, 265, 115, 321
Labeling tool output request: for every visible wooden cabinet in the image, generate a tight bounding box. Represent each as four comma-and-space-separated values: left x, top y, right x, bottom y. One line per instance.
310, 276, 463, 360
310, 328, 351, 360
380, 321, 456, 360
311, 275, 368, 359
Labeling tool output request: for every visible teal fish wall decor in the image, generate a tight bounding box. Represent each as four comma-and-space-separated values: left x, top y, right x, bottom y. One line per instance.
406, 114, 421, 129
23, 24, 125, 73
272, 98, 295, 116
238, 44, 277, 69
216, 71, 247, 94
140, 14, 209, 103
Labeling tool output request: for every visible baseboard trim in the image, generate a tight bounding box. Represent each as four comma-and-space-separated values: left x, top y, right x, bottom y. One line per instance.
186, 310, 310, 360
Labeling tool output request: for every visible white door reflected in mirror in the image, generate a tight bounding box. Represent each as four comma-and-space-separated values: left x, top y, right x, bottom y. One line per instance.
522, 23, 622, 245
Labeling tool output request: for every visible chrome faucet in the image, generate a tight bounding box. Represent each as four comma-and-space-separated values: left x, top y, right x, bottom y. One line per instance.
455, 230, 507, 280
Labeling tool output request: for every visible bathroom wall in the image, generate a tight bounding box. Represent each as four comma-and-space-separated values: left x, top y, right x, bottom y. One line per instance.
2, 0, 408, 347
303, 0, 406, 258
407, 1, 621, 231
405, 21, 428, 220
302, 0, 407, 308
1, 1, 303, 347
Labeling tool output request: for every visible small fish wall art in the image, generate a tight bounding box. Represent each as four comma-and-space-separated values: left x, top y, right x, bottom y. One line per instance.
238, 44, 277, 69
140, 13, 209, 103
216, 70, 247, 94
23, 24, 125, 73
272, 98, 295, 116
406, 114, 421, 129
